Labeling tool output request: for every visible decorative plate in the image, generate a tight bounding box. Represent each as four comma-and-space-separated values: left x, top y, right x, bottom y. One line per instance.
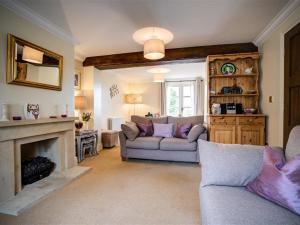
221, 63, 236, 75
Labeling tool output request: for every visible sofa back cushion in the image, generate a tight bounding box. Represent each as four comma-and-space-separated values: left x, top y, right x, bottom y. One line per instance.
131, 115, 168, 124
187, 125, 205, 142
285, 126, 300, 161
167, 116, 204, 126
199, 140, 264, 187
121, 122, 139, 141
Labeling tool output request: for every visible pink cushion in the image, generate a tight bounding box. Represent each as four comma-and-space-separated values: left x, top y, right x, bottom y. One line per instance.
153, 123, 174, 138
247, 146, 300, 215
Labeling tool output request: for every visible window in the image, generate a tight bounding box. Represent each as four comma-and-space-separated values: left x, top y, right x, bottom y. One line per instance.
166, 81, 196, 117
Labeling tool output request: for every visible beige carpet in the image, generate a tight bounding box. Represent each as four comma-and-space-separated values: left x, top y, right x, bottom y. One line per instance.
0, 147, 201, 225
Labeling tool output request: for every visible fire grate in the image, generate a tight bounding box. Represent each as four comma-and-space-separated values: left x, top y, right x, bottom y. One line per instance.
21, 156, 55, 185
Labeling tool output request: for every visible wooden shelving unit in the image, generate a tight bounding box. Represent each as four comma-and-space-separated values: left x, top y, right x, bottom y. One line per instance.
207, 52, 261, 113
207, 52, 266, 145
210, 94, 258, 97
210, 74, 258, 78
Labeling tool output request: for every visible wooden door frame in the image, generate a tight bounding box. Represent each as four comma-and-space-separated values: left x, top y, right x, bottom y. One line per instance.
283, 22, 300, 147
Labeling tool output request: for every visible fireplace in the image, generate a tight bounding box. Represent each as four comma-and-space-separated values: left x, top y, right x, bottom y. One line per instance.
21, 138, 58, 186
0, 118, 91, 215
13, 133, 67, 194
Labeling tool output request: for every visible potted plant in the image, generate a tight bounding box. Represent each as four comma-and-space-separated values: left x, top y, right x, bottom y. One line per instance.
82, 112, 92, 130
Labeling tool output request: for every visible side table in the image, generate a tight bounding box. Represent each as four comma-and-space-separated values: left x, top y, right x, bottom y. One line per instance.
75, 130, 98, 162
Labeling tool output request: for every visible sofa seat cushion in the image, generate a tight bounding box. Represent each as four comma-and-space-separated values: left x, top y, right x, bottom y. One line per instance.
126, 137, 162, 150
200, 186, 300, 225
160, 138, 197, 151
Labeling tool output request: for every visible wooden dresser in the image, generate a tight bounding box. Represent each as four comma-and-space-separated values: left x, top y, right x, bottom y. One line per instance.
208, 114, 265, 145
207, 52, 266, 145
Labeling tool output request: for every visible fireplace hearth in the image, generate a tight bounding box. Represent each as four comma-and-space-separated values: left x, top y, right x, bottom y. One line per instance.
22, 156, 55, 185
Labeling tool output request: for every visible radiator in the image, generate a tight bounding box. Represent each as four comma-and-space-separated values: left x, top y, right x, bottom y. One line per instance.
108, 117, 124, 131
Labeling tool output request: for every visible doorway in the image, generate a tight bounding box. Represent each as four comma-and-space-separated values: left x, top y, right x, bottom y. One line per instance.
284, 22, 300, 146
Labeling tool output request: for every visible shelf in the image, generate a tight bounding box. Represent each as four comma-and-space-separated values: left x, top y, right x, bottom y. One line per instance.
210, 94, 258, 97
208, 53, 260, 61
208, 114, 265, 117
209, 74, 257, 78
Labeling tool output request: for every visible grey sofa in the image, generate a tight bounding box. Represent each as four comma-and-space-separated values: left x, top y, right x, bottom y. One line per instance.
198, 126, 300, 225
119, 115, 207, 162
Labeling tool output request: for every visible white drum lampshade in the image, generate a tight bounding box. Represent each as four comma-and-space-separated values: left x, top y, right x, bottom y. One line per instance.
147, 68, 170, 74
147, 67, 169, 83
144, 39, 165, 60
22, 46, 44, 64
133, 27, 173, 60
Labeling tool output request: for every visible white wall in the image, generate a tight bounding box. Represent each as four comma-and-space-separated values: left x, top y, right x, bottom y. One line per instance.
0, 6, 75, 118
127, 82, 161, 117
260, 6, 300, 147
80, 67, 161, 132
93, 69, 129, 130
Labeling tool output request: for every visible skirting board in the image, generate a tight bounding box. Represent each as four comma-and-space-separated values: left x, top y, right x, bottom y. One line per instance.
0, 166, 91, 216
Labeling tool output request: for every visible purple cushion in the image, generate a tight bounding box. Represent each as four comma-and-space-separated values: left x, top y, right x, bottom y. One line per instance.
136, 122, 153, 137
174, 123, 192, 139
246, 146, 300, 215
153, 123, 174, 138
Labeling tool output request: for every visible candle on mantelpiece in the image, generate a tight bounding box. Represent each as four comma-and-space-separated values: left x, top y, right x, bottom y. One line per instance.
0, 104, 9, 121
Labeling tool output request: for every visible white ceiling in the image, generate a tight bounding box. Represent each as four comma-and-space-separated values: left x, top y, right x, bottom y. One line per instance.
13, 0, 289, 59
106, 62, 206, 83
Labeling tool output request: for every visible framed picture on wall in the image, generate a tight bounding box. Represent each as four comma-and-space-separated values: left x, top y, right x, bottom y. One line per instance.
74, 70, 81, 90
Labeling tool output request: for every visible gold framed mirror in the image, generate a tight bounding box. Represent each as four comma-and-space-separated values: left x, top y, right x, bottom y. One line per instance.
6, 34, 63, 91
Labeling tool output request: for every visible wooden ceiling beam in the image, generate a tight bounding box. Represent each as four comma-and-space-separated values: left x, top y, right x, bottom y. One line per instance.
83, 43, 258, 70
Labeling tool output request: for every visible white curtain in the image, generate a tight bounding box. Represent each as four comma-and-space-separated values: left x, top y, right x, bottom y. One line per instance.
196, 78, 204, 115
160, 82, 166, 116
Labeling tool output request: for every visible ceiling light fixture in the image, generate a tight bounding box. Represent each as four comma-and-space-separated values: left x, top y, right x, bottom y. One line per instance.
133, 27, 173, 60
153, 74, 165, 83
147, 68, 170, 74
22, 45, 44, 64
147, 67, 170, 83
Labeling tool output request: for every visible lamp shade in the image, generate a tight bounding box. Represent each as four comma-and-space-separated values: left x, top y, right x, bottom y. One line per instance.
144, 39, 165, 60
75, 96, 87, 110
147, 68, 170, 74
22, 45, 44, 64
133, 27, 173, 60
125, 94, 143, 104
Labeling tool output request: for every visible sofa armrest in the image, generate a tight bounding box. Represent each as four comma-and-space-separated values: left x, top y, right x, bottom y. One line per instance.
198, 140, 269, 187
119, 131, 127, 158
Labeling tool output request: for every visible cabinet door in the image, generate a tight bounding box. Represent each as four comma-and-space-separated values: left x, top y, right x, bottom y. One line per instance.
210, 125, 236, 144
237, 125, 265, 145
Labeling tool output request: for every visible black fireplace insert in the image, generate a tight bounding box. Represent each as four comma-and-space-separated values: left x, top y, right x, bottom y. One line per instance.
21, 156, 55, 185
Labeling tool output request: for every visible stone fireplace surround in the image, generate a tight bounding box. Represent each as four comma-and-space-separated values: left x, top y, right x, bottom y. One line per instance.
0, 118, 90, 215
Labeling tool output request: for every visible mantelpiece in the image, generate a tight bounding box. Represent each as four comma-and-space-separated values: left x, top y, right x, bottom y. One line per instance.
0, 117, 76, 128
0, 117, 90, 215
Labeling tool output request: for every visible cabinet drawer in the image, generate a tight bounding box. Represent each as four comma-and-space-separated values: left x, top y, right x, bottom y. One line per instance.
238, 117, 265, 125
210, 117, 236, 125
